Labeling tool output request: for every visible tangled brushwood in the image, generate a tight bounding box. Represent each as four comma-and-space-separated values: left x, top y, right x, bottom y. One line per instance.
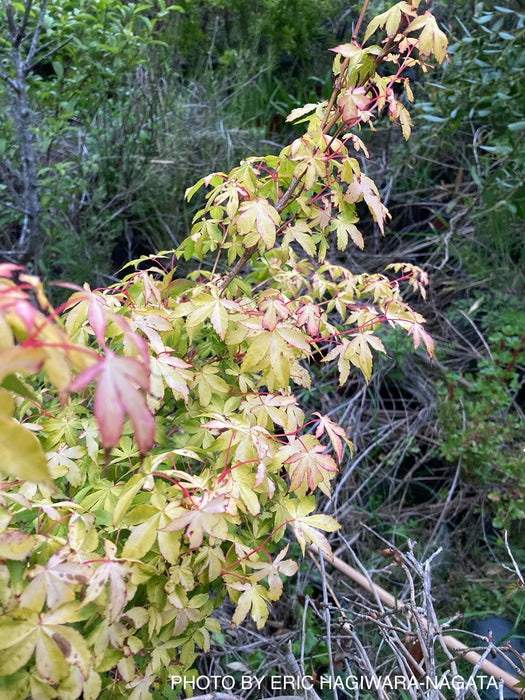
0, 2, 449, 698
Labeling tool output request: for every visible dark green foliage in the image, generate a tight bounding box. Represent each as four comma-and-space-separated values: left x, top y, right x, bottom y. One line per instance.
1, 0, 353, 289
437, 298, 525, 528
413, 4, 525, 283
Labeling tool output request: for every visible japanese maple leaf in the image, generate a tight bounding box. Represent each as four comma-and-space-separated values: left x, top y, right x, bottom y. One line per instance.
248, 545, 298, 600
345, 174, 390, 234
313, 412, 352, 464
0, 603, 92, 682
150, 353, 193, 403
406, 12, 448, 64
259, 293, 291, 331
86, 288, 110, 347
229, 580, 272, 629
81, 543, 129, 624
284, 435, 338, 495
296, 303, 321, 337
283, 496, 340, 558
407, 321, 435, 357
162, 494, 230, 549
69, 349, 155, 454
237, 197, 281, 249
337, 86, 373, 124
19, 546, 91, 611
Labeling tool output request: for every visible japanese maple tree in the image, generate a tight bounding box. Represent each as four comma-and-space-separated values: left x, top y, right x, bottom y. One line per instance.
0, 2, 446, 697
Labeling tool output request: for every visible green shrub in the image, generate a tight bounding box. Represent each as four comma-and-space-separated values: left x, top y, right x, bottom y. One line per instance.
437, 299, 525, 528
413, 4, 525, 283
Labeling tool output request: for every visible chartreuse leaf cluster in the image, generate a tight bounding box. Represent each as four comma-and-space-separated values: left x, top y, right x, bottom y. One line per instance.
0, 3, 446, 697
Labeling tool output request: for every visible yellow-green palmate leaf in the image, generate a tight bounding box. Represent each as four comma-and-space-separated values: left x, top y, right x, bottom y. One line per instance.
281, 497, 340, 558
283, 434, 338, 496
228, 580, 272, 630
0, 531, 37, 561
0, 416, 51, 484
406, 11, 448, 64
248, 544, 299, 601
236, 197, 281, 249
80, 541, 128, 624
162, 494, 232, 549
19, 545, 91, 612
0, 604, 92, 681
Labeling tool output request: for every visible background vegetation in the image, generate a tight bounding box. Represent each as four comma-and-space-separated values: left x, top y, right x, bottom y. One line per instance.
1, 0, 524, 697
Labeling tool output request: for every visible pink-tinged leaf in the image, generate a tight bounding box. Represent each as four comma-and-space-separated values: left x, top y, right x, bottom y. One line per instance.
337, 87, 373, 125
68, 361, 103, 393
104, 355, 154, 454
138, 271, 163, 306
313, 412, 352, 464
407, 323, 435, 357
0, 263, 24, 278
259, 293, 290, 332
13, 300, 38, 331
87, 293, 108, 347
296, 304, 321, 338
70, 351, 155, 454
284, 435, 338, 494
209, 301, 228, 340
93, 364, 125, 449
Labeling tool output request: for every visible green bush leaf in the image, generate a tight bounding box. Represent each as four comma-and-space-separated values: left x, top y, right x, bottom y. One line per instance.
0, 417, 51, 484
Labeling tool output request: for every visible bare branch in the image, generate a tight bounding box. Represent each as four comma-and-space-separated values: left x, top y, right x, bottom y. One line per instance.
0, 68, 18, 91
25, 0, 48, 68
14, 0, 33, 47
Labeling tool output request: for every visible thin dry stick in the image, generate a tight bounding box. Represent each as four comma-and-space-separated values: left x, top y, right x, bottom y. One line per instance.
318, 554, 339, 700
308, 545, 523, 695
307, 550, 393, 700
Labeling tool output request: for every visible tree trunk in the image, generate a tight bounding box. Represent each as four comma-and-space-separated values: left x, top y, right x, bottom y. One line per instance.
1, 0, 47, 270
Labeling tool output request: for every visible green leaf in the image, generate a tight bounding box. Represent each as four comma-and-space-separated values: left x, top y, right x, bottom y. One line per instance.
0, 417, 51, 484
121, 514, 160, 560
0, 627, 37, 676
0, 374, 37, 401
113, 475, 145, 525
285, 103, 321, 123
